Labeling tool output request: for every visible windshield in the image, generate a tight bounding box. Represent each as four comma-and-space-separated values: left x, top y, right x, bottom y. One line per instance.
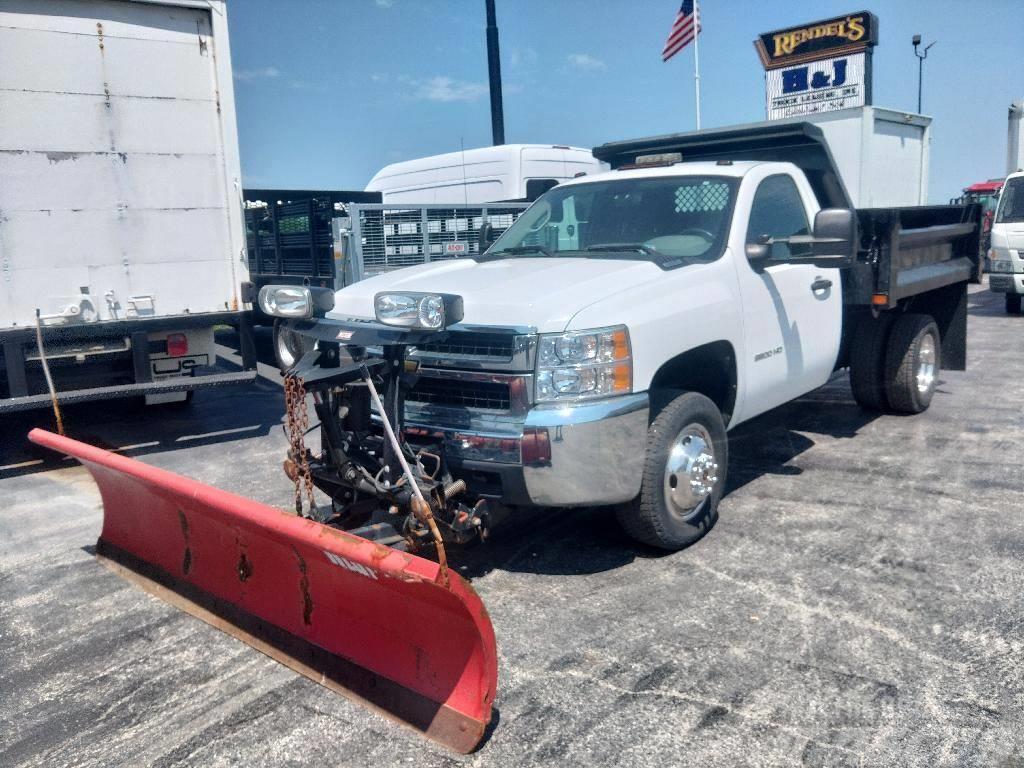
995, 177, 1024, 223
485, 175, 738, 264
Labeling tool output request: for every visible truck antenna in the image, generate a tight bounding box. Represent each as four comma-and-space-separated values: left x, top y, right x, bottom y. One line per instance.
461, 137, 469, 206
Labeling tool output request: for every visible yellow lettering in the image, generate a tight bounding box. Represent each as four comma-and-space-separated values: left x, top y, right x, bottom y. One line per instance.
846, 16, 865, 42
771, 15, 868, 59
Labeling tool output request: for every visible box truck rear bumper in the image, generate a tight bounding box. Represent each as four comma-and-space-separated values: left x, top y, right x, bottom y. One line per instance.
1, 311, 257, 411
0, 370, 256, 413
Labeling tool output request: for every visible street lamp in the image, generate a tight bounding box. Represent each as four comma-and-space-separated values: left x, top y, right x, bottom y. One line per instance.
912, 34, 936, 114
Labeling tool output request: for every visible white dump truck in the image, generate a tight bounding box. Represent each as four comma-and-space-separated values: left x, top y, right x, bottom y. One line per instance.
0, 0, 255, 411
257, 120, 982, 550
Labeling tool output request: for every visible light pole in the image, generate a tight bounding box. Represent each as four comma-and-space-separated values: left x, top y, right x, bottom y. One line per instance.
912, 34, 936, 114
485, 0, 505, 146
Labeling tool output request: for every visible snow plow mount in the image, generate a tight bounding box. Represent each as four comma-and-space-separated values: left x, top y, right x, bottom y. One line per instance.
280, 318, 495, 559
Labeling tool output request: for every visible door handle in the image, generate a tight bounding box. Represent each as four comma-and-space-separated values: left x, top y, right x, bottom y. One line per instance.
811, 277, 833, 292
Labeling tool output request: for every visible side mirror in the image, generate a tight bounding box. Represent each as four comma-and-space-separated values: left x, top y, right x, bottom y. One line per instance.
745, 242, 770, 261
478, 222, 495, 252
812, 208, 856, 260
744, 233, 772, 262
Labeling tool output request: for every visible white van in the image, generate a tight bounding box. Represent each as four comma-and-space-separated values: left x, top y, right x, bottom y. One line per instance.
988, 170, 1024, 314
364, 144, 606, 204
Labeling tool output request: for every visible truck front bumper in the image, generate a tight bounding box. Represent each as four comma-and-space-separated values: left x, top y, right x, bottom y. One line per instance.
988, 273, 1024, 294
405, 392, 650, 508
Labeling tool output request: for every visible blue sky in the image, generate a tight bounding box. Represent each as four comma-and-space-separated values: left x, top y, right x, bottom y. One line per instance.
227, 0, 1023, 202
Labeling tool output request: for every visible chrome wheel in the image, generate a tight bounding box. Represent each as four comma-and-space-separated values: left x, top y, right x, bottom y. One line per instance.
916, 333, 936, 394
663, 422, 719, 519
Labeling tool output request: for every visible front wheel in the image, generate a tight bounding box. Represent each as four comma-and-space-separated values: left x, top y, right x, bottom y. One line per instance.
616, 392, 727, 550
1006, 294, 1022, 315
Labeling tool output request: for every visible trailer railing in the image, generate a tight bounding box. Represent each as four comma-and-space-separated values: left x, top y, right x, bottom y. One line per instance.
342, 203, 530, 283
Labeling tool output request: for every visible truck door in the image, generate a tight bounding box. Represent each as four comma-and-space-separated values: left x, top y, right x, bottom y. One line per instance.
733, 172, 842, 416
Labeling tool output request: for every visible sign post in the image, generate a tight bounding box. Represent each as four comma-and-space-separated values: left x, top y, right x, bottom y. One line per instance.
754, 12, 878, 120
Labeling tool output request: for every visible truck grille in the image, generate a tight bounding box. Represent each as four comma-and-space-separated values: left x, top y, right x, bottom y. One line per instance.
414, 331, 516, 360
406, 378, 511, 411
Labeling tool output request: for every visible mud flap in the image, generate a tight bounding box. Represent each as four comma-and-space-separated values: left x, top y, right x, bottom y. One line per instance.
28, 429, 497, 753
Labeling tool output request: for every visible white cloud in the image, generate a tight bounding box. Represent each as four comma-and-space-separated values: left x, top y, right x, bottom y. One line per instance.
567, 53, 605, 71
508, 47, 538, 69
234, 66, 281, 82
414, 76, 487, 102
374, 0, 394, 7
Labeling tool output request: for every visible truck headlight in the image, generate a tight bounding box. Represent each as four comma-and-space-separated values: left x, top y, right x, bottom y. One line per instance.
374, 292, 464, 330
257, 285, 334, 318
536, 326, 632, 402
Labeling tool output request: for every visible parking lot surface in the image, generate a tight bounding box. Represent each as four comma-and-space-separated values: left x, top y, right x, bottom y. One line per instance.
2, 284, 1022, 767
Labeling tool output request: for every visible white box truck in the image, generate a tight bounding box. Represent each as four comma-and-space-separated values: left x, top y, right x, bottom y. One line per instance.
0, 0, 256, 412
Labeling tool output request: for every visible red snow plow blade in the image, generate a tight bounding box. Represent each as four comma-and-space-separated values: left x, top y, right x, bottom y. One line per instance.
29, 429, 497, 753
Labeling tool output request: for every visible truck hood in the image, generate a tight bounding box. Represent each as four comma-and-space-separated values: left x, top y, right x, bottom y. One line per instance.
329, 257, 666, 333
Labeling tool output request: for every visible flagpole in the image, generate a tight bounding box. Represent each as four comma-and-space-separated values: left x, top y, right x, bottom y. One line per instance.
693, 0, 702, 129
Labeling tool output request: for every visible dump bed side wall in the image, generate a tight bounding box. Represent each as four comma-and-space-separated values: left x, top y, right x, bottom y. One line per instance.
847, 204, 981, 308
0, 0, 245, 328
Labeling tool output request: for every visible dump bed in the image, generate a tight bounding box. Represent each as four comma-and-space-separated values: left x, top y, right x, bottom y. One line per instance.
593, 122, 982, 309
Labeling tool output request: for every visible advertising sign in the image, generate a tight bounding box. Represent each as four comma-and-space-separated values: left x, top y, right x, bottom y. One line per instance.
754, 11, 878, 120
766, 52, 866, 119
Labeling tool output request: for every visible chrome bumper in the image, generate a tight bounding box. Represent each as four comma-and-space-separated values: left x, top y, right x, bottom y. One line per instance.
405, 392, 650, 508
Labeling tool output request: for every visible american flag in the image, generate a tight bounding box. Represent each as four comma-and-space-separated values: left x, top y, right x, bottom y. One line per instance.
661, 0, 700, 62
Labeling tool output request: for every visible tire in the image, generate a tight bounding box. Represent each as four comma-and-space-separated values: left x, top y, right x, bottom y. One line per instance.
848, 313, 894, 411
1006, 294, 1022, 315
883, 313, 940, 414
616, 392, 727, 550
273, 319, 309, 371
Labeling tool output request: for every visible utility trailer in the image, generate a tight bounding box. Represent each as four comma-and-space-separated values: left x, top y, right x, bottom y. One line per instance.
244, 188, 382, 297
0, 0, 256, 412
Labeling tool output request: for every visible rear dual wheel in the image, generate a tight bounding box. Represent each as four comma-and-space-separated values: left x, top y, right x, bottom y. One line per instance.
883, 314, 940, 414
616, 392, 727, 550
850, 312, 940, 414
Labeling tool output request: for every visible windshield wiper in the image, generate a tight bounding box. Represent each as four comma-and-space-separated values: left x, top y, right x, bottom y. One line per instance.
585, 243, 663, 257
487, 245, 554, 257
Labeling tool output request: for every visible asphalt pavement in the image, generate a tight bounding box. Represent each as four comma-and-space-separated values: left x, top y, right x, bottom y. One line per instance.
1, 284, 1022, 767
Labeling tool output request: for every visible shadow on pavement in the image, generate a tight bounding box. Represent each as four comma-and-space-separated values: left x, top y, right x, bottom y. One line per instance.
1, 326, 288, 479
0, 378, 285, 480
457, 377, 882, 580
